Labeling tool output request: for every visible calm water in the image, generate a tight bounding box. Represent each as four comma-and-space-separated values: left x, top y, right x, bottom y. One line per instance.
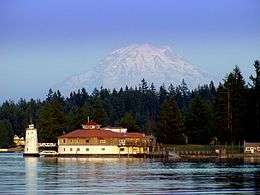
0, 154, 260, 194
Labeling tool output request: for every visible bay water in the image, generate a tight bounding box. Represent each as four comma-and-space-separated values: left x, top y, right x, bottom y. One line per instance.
0, 153, 260, 194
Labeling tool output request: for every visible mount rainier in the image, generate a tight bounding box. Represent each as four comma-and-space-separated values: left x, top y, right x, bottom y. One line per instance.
55, 44, 213, 94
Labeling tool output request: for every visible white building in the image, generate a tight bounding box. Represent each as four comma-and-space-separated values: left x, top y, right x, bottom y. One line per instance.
244, 142, 260, 155
24, 124, 39, 157
58, 121, 154, 156
13, 135, 25, 146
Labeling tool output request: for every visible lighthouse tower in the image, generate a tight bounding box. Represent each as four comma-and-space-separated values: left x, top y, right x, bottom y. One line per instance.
23, 124, 39, 157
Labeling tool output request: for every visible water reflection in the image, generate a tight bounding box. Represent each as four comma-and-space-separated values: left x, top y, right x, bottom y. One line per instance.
24, 157, 38, 195
244, 157, 260, 164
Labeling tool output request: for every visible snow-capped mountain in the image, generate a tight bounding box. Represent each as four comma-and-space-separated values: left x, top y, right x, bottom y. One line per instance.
55, 44, 213, 94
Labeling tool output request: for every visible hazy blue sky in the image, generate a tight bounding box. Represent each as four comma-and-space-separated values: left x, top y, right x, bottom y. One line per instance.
1, 0, 260, 101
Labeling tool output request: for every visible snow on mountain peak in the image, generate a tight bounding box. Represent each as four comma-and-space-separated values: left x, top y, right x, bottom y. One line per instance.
103, 44, 193, 71
55, 44, 213, 94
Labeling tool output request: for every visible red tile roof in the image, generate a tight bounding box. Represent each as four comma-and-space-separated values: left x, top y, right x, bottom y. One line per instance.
59, 129, 145, 139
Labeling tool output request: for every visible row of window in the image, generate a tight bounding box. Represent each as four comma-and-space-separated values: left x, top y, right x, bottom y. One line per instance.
62, 147, 125, 152
62, 139, 132, 144
62, 139, 107, 144
245, 147, 260, 152
63, 147, 105, 152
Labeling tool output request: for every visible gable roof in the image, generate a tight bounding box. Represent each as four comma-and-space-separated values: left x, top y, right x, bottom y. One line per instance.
58, 129, 145, 139
244, 142, 260, 147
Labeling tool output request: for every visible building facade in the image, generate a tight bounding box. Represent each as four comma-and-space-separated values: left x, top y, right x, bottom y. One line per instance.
244, 142, 260, 155
24, 124, 39, 156
58, 121, 155, 156
13, 135, 25, 146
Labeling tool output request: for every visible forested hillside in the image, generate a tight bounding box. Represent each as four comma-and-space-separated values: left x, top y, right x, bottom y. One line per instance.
0, 61, 259, 147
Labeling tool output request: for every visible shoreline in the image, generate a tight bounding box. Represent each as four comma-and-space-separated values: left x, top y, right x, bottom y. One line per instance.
3, 145, 260, 163
2, 152, 260, 164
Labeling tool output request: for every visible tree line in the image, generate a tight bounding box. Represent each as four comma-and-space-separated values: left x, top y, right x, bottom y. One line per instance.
0, 61, 259, 147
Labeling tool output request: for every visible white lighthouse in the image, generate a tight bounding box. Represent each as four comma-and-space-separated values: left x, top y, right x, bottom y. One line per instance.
23, 124, 39, 157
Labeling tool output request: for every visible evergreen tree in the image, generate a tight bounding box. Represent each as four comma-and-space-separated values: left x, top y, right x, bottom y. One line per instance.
140, 78, 149, 93
168, 84, 176, 99
159, 85, 168, 105
38, 99, 67, 142
158, 99, 182, 144
185, 96, 213, 144
250, 60, 260, 89
224, 66, 246, 144
0, 120, 13, 148
209, 81, 217, 101
119, 112, 140, 132
67, 103, 93, 131
214, 84, 229, 144
248, 60, 260, 140
93, 98, 108, 126
150, 83, 156, 93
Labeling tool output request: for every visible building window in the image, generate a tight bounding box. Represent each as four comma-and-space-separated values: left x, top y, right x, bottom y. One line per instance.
100, 139, 106, 144
70, 140, 73, 143
70, 148, 73, 151
86, 139, 89, 143
101, 148, 105, 151
119, 139, 125, 145
63, 148, 66, 151
245, 147, 251, 152
120, 148, 124, 152
86, 148, 89, 151
77, 148, 80, 151
63, 139, 66, 143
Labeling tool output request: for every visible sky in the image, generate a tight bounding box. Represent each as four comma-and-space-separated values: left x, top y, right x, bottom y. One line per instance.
1, 0, 260, 102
